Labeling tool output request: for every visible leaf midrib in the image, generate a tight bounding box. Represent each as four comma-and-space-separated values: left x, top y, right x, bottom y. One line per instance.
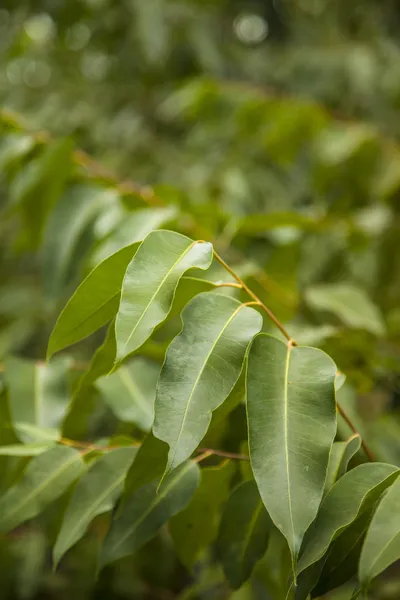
283, 342, 295, 552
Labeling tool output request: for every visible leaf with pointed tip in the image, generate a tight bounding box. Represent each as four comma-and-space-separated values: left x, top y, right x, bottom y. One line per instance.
0, 446, 84, 533
53, 447, 136, 566
359, 474, 400, 588
246, 334, 337, 568
3, 356, 71, 442
297, 463, 399, 575
324, 435, 362, 493
153, 293, 262, 477
100, 460, 199, 568
217, 481, 271, 589
47, 243, 139, 359
115, 230, 213, 361
96, 358, 160, 431
170, 461, 234, 569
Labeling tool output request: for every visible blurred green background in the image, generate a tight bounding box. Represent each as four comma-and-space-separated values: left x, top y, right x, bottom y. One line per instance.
0, 0, 399, 598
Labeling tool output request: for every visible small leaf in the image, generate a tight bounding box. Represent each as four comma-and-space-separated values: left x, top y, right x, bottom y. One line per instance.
96, 358, 159, 431
297, 463, 399, 575
100, 460, 199, 567
153, 293, 262, 477
53, 447, 136, 566
305, 284, 385, 336
359, 475, 400, 588
0, 446, 84, 533
170, 461, 234, 569
115, 230, 213, 361
246, 334, 337, 568
217, 481, 271, 589
324, 435, 362, 493
47, 243, 139, 359
3, 356, 71, 442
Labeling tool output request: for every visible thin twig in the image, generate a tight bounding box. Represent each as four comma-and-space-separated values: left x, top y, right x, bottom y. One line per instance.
197, 447, 249, 461
336, 405, 375, 461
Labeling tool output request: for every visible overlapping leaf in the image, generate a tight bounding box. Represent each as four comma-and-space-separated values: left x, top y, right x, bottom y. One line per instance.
153, 292, 262, 476
324, 435, 361, 493
246, 334, 337, 567
114, 230, 213, 362
53, 447, 136, 566
217, 481, 271, 589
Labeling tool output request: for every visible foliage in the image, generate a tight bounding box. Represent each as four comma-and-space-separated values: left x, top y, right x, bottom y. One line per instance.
0, 1, 400, 600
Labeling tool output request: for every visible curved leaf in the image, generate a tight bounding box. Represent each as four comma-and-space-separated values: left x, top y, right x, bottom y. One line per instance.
246, 334, 337, 567
324, 435, 361, 493
359, 474, 400, 588
115, 230, 213, 362
217, 481, 271, 589
100, 460, 199, 568
297, 463, 399, 575
123, 432, 169, 499
96, 358, 160, 431
53, 447, 136, 566
153, 293, 262, 476
47, 243, 139, 359
0, 446, 84, 533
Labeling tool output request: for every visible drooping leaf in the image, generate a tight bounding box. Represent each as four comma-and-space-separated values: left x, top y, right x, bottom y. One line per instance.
246, 334, 337, 567
359, 474, 400, 588
170, 461, 234, 569
297, 463, 399, 575
115, 230, 213, 362
153, 292, 262, 477
217, 481, 271, 589
53, 447, 136, 566
305, 284, 385, 336
0, 446, 84, 533
3, 356, 71, 443
47, 243, 139, 359
324, 435, 362, 493
96, 358, 159, 431
100, 460, 199, 567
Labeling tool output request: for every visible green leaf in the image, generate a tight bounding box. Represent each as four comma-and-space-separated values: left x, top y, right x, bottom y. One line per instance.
359, 474, 400, 588
96, 358, 159, 431
297, 463, 399, 575
246, 334, 337, 568
170, 461, 234, 569
115, 230, 213, 362
153, 293, 262, 476
324, 435, 362, 493
0, 446, 84, 533
100, 460, 199, 567
305, 284, 385, 336
3, 356, 71, 442
123, 432, 169, 499
236, 212, 321, 235
0, 443, 55, 456
217, 481, 271, 589
47, 243, 139, 359
53, 447, 136, 566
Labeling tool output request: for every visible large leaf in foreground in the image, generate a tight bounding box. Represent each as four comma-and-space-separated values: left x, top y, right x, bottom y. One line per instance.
0, 446, 84, 533
96, 358, 159, 431
217, 481, 271, 589
153, 293, 262, 476
246, 334, 337, 566
359, 474, 400, 588
53, 447, 136, 566
170, 461, 233, 569
47, 243, 139, 359
100, 460, 199, 567
297, 463, 399, 575
115, 230, 213, 362
4, 356, 71, 442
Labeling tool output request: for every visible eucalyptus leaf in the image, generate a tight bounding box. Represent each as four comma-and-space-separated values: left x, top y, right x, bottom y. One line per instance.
0, 446, 84, 533
115, 230, 213, 362
100, 460, 199, 567
246, 334, 337, 568
53, 447, 136, 566
324, 435, 362, 493
47, 243, 139, 359
217, 481, 271, 589
0, 443, 56, 456
153, 292, 262, 477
